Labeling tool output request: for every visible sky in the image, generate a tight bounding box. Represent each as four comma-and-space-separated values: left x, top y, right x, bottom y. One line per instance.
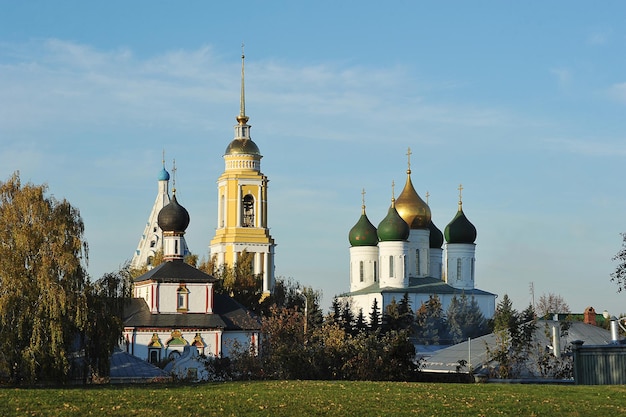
1, 1, 626, 316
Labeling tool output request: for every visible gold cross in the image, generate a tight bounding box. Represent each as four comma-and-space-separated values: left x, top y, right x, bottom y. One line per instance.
406, 147, 412, 170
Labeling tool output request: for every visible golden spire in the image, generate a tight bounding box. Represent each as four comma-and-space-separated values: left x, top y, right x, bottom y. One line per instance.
458, 183, 463, 209
391, 180, 396, 207
425, 191, 430, 205
237, 43, 249, 125
162, 149, 166, 169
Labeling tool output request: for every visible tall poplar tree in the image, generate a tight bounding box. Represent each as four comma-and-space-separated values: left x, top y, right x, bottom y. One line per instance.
0, 173, 89, 384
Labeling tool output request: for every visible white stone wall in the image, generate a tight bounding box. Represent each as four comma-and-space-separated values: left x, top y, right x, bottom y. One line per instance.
349, 246, 379, 292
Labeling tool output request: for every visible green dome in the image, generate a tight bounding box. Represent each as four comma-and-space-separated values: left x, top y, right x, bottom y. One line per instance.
429, 220, 444, 248
225, 138, 261, 156
444, 206, 477, 244
377, 201, 410, 242
349, 209, 378, 247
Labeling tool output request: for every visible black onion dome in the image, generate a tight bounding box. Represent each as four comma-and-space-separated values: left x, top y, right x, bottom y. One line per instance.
429, 220, 444, 248
157, 194, 190, 232
444, 207, 477, 244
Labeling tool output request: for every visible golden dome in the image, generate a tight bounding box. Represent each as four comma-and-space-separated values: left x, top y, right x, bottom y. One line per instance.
395, 170, 431, 229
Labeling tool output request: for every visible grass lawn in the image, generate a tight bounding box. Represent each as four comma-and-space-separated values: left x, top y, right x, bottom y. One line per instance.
2, 380, 626, 416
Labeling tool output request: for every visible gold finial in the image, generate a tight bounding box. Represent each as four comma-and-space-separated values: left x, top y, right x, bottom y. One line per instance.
172, 159, 177, 194
162, 149, 166, 168
237, 43, 249, 125
406, 147, 412, 174
391, 180, 396, 206
425, 191, 430, 204
458, 183, 463, 209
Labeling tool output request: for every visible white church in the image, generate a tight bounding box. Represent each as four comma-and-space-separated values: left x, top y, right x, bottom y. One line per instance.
342, 152, 497, 320
122, 51, 270, 376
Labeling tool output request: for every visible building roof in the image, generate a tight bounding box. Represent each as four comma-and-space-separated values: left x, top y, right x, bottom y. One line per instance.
345, 276, 496, 297
109, 348, 169, 383
123, 294, 261, 331
133, 260, 218, 284
421, 320, 612, 374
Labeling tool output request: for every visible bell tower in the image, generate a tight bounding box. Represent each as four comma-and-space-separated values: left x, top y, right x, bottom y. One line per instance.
209, 49, 275, 295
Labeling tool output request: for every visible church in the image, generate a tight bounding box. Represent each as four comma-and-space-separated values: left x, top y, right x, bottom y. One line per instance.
123, 51, 270, 373
342, 151, 497, 320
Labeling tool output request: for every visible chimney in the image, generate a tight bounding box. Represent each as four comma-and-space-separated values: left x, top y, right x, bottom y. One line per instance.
583, 306, 596, 326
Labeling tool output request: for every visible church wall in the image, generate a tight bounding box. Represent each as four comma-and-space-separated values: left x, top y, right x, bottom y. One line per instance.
221, 331, 258, 357
156, 282, 211, 313
349, 246, 379, 292
124, 329, 222, 363
444, 243, 476, 290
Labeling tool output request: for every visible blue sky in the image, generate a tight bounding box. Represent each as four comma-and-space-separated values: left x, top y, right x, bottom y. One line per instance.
2, 1, 626, 315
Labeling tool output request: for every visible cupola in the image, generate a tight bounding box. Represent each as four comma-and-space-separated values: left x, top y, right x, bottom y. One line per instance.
395, 148, 431, 229
377, 186, 410, 242
349, 190, 378, 246
444, 185, 477, 244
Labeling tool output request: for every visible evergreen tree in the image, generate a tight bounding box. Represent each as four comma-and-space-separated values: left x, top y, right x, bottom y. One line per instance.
341, 302, 355, 334
354, 309, 367, 334
415, 294, 446, 345
369, 298, 381, 332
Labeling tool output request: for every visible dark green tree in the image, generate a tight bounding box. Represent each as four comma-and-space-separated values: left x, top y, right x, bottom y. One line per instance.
369, 298, 381, 332
414, 294, 447, 345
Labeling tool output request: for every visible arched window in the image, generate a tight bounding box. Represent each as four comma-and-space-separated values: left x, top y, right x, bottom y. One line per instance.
415, 249, 420, 275
374, 261, 378, 282
177, 285, 189, 312
242, 194, 255, 227
359, 261, 364, 282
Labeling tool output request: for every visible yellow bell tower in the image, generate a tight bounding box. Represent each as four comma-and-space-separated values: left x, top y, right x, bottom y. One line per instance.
209, 49, 275, 294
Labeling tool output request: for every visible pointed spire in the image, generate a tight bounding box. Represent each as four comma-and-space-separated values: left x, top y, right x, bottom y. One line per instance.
391, 180, 396, 207
237, 43, 249, 125
458, 183, 464, 210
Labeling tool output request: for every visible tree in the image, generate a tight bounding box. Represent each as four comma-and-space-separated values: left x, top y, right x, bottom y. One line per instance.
611, 233, 626, 292
445, 294, 489, 344
486, 295, 538, 379
0, 173, 89, 384
414, 295, 446, 345
84, 265, 133, 380
536, 292, 570, 319
369, 298, 381, 332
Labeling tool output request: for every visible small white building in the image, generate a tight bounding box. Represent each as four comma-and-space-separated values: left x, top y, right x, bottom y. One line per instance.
123, 189, 260, 378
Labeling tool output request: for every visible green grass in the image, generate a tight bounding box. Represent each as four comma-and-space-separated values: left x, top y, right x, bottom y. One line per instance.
2, 380, 626, 416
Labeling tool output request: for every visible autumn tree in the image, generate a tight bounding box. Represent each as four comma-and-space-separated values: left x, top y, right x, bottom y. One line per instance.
486, 295, 538, 379
83, 265, 133, 380
0, 173, 89, 384
611, 233, 626, 292
536, 292, 570, 319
